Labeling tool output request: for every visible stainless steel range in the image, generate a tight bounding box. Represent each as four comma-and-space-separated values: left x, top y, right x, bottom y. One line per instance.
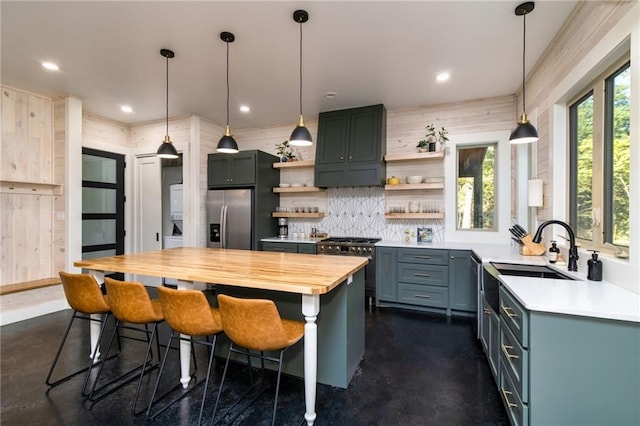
317, 237, 380, 306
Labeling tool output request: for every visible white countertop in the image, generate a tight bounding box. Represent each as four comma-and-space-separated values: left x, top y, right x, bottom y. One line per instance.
376, 240, 640, 323
262, 237, 320, 244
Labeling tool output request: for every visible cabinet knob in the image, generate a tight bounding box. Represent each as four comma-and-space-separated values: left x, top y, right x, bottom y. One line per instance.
450, 256, 454, 259
349, 156, 352, 160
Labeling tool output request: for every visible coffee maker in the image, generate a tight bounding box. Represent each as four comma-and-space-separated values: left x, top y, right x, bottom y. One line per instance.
278, 218, 289, 239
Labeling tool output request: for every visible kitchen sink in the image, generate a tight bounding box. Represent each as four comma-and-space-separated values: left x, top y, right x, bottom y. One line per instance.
490, 262, 576, 280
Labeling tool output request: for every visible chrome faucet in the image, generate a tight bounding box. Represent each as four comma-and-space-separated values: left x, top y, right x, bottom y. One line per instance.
533, 220, 579, 271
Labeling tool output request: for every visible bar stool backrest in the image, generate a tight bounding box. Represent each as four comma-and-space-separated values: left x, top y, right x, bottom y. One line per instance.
157, 286, 222, 336
217, 294, 292, 351
59, 271, 110, 314
104, 277, 161, 324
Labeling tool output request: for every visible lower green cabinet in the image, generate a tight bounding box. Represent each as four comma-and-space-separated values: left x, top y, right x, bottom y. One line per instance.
376, 246, 475, 316
261, 242, 317, 254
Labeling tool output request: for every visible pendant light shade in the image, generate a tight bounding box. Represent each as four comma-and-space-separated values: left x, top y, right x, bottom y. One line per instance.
289, 9, 312, 147
509, 2, 539, 145
156, 49, 179, 159
216, 32, 239, 154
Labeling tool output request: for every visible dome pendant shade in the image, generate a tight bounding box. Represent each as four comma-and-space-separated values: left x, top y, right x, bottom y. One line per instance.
289, 10, 313, 148
509, 2, 538, 145
156, 49, 179, 159
217, 125, 239, 153
289, 115, 313, 147
157, 135, 179, 158
216, 31, 240, 154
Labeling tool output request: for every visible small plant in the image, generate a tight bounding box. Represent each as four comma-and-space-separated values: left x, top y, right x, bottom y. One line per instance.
417, 124, 437, 150
275, 140, 295, 161
438, 127, 449, 143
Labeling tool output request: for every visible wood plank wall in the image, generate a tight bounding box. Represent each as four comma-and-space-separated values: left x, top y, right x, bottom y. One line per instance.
1, 87, 56, 285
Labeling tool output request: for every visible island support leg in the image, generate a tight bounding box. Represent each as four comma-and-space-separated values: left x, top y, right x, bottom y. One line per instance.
177, 279, 191, 389
87, 270, 105, 362
302, 294, 320, 426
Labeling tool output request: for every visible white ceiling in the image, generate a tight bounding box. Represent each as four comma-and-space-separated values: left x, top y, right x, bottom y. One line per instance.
1, 1, 578, 130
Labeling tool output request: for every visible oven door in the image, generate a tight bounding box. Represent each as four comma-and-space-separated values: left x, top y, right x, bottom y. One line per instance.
482, 262, 501, 314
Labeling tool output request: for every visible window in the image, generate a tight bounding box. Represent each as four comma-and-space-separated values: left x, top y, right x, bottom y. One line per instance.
457, 144, 496, 230
569, 59, 630, 248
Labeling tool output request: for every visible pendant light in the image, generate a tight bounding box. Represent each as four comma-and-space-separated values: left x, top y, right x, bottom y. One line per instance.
289, 9, 312, 147
509, 2, 539, 145
156, 49, 179, 159
217, 32, 239, 154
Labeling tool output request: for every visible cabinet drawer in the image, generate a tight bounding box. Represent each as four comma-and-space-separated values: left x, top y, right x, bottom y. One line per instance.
499, 286, 529, 348
297, 244, 316, 254
397, 263, 448, 287
499, 360, 529, 426
397, 284, 448, 308
262, 242, 297, 253
397, 248, 448, 265
500, 321, 529, 403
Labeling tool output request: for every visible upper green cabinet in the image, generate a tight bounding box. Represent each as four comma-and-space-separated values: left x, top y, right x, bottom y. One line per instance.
208, 150, 279, 188
315, 104, 386, 187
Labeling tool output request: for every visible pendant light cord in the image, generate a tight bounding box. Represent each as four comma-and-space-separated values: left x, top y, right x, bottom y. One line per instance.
299, 20, 303, 116
226, 40, 230, 127
521, 12, 527, 114
165, 54, 169, 137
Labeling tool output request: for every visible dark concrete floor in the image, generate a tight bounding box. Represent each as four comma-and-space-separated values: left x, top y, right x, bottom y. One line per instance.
1, 302, 509, 426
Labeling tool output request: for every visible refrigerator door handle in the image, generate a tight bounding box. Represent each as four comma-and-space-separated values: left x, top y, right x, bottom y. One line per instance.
221, 205, 228, 248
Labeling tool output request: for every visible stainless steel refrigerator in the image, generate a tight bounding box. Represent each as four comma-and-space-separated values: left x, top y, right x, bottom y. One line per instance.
206, 189, 252, 249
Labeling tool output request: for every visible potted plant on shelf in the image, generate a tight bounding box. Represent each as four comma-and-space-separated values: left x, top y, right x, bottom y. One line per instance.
437, 127, 449, 151
417, 124, 437, 152
275, 140, 295, 162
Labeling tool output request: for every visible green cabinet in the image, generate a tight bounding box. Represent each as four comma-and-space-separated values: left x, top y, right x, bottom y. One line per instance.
375, 247, 396, 302
262, 241, 316, 254
314, 104, 386, 187
496, 285, 640, 425
448, 250, 477, 313
208, 150, 273, 187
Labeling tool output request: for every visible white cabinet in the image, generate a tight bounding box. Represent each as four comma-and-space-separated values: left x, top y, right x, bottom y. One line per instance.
169, 184, 183, 220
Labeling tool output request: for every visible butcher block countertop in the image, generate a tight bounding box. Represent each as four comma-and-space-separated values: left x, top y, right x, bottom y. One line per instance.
75, 247, 368, 295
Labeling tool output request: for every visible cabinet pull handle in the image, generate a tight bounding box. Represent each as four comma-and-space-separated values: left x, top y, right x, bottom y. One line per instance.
413, 273, 431, 277
501, 305, 519, 319
414, 294, 431, 299
483, 308, 491, 315
501, 388, 518, 408
501, 344, 519, 359
413, 255, 431, 259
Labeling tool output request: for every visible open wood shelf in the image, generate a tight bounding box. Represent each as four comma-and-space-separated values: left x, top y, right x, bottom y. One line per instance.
384, 183, 444, 191
273, 186, 325, 193
384, 151, 445, 162
384, 213, 444, 220
272, 212, 325, 218
1, 180, 63, 195
272, 160, 315, 169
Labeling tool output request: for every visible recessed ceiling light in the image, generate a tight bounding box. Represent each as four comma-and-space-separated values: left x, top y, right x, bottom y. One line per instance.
239, 105, 250, 113
325, 91, 338, 99
120, 105, 134, 113
436, 72, 450, 82
41, 62, 59, 71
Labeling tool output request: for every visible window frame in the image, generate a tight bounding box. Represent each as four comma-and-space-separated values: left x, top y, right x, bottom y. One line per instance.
568, 56, 630, 251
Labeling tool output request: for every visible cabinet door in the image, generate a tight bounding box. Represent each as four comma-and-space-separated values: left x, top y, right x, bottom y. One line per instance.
348, 106, 382, 163
488, 307, 499, 380
228, 152, 256, 185
448, 250, 477, 312
376, 247, 396, 302
262, 242, 297, 253
297, 244, 316, 254
316, 111, 349, 165
208, 155, 230, 187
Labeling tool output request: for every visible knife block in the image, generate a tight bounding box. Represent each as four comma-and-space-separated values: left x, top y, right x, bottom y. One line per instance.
519, 234, 546, 256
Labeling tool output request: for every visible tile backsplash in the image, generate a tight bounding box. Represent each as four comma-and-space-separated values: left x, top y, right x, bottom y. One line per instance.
287, 187, 444, 242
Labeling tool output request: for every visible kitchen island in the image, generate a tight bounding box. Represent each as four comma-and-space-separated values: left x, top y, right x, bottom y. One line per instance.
75, 247, 368, 426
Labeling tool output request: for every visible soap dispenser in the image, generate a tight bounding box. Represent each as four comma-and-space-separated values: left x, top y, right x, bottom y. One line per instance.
587, 250, 603, 281
548, 240, 559, 264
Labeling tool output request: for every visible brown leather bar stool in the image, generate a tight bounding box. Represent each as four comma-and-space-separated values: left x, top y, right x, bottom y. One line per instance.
146, 286, 223, 425
88, 277, 164, 415
212, 294, 305, 426
46, 271, 116, 393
